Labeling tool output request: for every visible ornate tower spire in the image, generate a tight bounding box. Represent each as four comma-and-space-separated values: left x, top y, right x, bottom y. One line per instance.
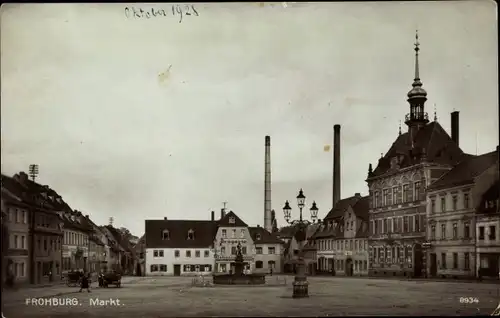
405, 30, 429, 135
434, 103, 437, 121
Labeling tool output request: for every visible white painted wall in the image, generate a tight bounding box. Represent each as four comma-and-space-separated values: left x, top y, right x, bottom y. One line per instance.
145, 247, 215, 276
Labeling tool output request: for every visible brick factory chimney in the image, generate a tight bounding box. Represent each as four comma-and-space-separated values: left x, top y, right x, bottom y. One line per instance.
264, 136, 272, 233
451, 111, 459, 146
333, 125, 341, 208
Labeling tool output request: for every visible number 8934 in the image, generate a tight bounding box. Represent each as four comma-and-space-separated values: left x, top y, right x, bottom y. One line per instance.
459, 297, 479, 304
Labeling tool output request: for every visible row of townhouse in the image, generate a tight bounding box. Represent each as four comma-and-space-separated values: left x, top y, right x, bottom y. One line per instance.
306, 115, 498, 280
144, 209, 283, 276
1, 171, 141, 285
305, 35, 499, 280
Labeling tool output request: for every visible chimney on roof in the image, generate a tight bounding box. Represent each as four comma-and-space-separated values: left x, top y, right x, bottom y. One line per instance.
164, 217, 168, 220
85, 215, 89, 219
257, 224, 261, 228
220, 208, 225, 219
211, 211, 215, 221
451, 111, 459, 146
333, 124, 341, 209
355, 193, 361, 197
15, 172, 28, 184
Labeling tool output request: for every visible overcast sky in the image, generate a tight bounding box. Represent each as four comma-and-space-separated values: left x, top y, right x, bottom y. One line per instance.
1, 2, 498, 236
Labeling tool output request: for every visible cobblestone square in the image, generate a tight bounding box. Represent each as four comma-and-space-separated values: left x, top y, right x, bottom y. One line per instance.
3, 276, 499, 317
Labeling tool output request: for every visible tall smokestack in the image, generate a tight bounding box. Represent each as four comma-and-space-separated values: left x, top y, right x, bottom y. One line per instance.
333, 125, 341, 208
451, 111, 459, 146
264, 136, 272, 233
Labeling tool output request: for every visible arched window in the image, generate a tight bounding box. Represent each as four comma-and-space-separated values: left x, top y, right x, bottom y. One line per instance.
256, 261, 263, 268
162, 230, 170, 240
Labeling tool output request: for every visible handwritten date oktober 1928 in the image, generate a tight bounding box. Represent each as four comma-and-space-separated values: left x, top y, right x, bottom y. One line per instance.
125, 5, 199, 23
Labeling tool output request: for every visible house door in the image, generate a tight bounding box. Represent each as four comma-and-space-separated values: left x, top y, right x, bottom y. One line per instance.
413, 243, 423, 278
174, 265, 181, 276
430, 253, 437, 277
346, 258, 353, 276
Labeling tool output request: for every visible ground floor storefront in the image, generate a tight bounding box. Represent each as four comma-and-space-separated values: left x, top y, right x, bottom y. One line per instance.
477, 251, 500, 279
369, 239, 426, 278
426, 244, 476, 279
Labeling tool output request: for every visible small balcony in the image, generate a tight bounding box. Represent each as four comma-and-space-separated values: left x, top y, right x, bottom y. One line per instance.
405, 112, 429, 123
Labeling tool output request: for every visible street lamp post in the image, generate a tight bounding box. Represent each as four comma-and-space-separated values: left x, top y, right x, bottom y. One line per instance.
283, 188, 319, 298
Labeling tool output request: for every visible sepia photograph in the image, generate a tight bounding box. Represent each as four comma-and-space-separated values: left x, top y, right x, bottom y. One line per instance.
1, 2, 499, 317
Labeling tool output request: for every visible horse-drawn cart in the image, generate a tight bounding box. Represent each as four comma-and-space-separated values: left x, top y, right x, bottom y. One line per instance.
65, 271, 81, 287
100, 272, 122, 288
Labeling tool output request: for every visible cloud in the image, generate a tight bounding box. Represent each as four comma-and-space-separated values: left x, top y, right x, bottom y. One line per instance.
1, 2, 497, 235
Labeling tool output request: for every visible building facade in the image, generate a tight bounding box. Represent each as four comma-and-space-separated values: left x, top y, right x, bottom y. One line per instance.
98, 226, 122, 271
425, 150, 498, 278
476, 177, 500, 278
145, 216, 217, 276
282, 223, 320, 275
366, 35, 467, 277
1, 186, 30, 284
248, 226, 283, 274
134, 235, 146, 276
60, 211, 93, 273
213, 211, 255, 273
2, 172, 65, 284
314, 194, 369, 276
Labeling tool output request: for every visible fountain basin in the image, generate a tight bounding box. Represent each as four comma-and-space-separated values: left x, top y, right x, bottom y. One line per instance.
212, 273, 266, 285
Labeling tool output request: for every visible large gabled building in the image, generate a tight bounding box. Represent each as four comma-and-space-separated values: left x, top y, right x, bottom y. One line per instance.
2, 172, 65, 284
366, 34, 469, 278
313, 193, 369, 276
425, 149, 498, 278
145, 214, 217, 276
213, 210, 255, 274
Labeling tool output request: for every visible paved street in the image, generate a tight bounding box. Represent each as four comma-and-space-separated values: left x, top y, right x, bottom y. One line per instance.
2, 276, 499, 317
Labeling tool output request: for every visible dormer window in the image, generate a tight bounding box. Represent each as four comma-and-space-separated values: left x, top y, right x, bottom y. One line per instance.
256, 234, 261, 241
229, 216, 235, 224
162, 230, 170, 240
187, 229, 195, 240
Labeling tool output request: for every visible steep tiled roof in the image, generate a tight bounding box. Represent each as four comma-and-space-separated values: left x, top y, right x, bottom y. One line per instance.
352, 196, 369, 221
1, 186, 30, 209
248, 226, 283, 244
324, 194, 368, 221
145, 219, 217, 249
477, 180, 499, 214
217, 210, 248, 227
2, 173, 95, 233
105, 225, 136, 256
370, 121, 465, 178
313, 195, 369, 239
427, 149, 498, 191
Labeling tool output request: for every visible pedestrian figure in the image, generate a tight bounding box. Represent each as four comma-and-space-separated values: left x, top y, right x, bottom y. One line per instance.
79, 272, 91, 292
270, 267, 273, 276
98, 272, 104, 287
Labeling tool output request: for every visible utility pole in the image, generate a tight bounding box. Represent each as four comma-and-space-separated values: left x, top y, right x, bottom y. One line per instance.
28, 164, 39, 182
